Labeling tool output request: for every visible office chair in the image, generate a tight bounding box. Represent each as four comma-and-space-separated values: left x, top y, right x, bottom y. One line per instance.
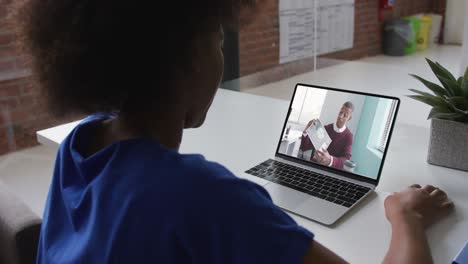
0, 182, 41, 264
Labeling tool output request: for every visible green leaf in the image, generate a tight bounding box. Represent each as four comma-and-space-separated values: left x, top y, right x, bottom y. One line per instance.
409, 89, 437, 98
454, 108, 468, 115
436, 61, 457, 81
407, 94, 450, 108
446, 96, 468, 111
458, 77, 464, 96
428, 110, 465, 120
409, 74, 448, 96
438, 75, 461, 96
426, 58, 457, 82
427, 107, 452, 120
463, 67, 468, 99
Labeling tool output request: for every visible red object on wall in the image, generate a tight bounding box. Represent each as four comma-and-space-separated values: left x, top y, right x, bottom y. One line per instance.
0, 0, 447, 155
379, 0, 394, 22
239, 0, 440, 77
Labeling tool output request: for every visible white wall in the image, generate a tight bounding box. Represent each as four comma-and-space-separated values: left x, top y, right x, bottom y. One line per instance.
318, 91, 365, 135
444, 0, 466, 44
460, 0, 468, 75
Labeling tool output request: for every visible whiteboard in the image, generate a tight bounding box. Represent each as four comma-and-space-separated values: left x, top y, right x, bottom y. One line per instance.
279, 0, 355, 64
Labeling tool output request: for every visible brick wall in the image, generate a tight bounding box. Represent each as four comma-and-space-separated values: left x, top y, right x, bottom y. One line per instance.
239, 0, 447, 76
0, 77, 57, 154
0, 74, 77, 155
0, 1, 21, 73
239, 0, 279, 76
0, 2, 70, 155
0, 0, 448, 155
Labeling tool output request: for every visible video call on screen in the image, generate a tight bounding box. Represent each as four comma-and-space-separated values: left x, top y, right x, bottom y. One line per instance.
278, 86, 397, 180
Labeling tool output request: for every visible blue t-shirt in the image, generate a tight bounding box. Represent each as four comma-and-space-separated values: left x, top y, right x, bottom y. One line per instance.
37, 114, 314, 263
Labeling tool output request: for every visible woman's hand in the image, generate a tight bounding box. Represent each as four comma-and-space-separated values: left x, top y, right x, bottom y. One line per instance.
384, 185, 454, 228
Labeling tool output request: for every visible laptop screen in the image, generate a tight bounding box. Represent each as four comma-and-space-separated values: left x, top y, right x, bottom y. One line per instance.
277, 84, 399, 181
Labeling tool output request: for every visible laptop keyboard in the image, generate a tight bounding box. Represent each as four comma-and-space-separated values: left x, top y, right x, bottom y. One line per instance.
245, 159, 371, 208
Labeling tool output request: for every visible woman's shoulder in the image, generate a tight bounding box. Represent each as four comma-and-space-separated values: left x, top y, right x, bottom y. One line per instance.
126, 146, 239, 184
128, 152, 270, 219
169, 154, 259, 197
121, 147, 255, 198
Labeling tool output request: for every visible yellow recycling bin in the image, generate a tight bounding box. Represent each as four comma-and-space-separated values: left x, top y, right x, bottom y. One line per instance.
417, 16, 432, 51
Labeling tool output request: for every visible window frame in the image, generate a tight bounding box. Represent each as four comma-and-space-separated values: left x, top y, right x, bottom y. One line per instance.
378, 100, 397, 153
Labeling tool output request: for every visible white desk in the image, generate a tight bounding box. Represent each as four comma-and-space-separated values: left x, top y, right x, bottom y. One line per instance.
246, 60, 438, 129
37, 88, 468, 264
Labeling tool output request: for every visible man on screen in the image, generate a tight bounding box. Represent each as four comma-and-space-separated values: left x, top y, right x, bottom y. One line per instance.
299, 101, 354, 170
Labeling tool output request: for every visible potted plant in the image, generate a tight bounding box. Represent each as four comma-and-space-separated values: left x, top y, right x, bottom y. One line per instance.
409, 58, 468, 171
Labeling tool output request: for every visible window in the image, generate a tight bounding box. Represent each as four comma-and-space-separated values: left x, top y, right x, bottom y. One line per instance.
289, 86, 307, 123
288, 86, 328, 125
378, 100, 397, 152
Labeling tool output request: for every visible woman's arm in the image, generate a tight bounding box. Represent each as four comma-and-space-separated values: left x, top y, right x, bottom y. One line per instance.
382, 185, 453, 264
382, 213, 432, 264
302, 241, 349, 264
301, 185, 453, 264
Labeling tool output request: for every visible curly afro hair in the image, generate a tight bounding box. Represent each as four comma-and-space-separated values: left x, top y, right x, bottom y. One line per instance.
11, 0, 258, 116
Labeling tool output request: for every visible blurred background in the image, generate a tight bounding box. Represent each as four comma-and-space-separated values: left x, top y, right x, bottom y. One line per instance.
221, 0, 464, 91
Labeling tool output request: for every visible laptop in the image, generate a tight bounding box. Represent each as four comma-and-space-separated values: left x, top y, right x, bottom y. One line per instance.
244, 83, 400, 226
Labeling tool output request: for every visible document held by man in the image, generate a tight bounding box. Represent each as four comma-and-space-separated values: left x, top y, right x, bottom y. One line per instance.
305, 119, 332, 153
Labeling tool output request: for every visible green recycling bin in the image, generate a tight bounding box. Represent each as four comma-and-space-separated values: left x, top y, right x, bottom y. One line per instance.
403, 17, 420, 55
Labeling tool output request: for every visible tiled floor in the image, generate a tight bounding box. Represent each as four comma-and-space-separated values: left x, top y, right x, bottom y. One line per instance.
0, 44, 463, 217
